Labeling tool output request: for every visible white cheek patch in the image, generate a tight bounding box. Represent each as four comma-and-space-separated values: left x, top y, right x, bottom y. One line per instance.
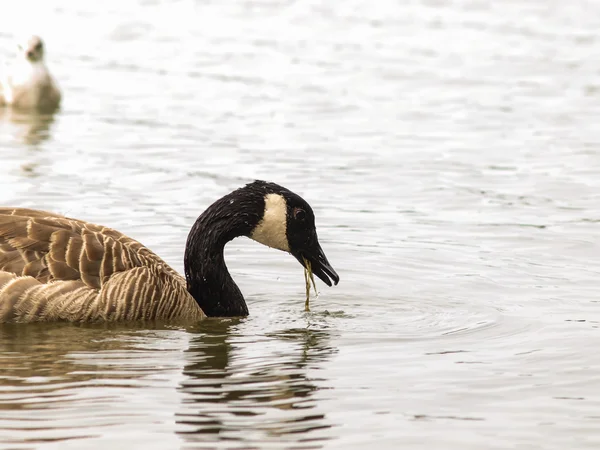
250, 193, 290, 252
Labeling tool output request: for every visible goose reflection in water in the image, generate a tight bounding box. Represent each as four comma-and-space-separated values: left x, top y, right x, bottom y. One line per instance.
0, 108, 57, 146
0, 323, 169, 390
177, 319, 337, 446
0, 319, 338, 447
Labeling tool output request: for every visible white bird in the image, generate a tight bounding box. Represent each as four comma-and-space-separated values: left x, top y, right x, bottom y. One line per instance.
0, 35, 61, 113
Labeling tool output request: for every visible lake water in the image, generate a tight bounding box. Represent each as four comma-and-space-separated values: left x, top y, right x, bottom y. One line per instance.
1, 0, 599, 448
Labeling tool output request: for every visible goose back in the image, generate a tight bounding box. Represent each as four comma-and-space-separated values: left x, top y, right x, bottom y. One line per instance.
0, 208, 205, 322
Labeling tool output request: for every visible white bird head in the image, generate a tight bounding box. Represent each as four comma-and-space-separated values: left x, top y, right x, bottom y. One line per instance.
17, 35, 45, 63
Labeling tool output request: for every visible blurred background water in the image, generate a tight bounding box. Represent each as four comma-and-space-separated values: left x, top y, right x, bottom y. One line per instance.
0, 0, 599, 448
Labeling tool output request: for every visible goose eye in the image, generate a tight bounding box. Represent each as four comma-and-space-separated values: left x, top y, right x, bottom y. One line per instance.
293, 208, 306, 221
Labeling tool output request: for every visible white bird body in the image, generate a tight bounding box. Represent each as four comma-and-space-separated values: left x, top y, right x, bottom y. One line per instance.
0, 36, 61, 112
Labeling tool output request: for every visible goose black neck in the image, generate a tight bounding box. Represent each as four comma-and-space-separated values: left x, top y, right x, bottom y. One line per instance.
183, 190, 263, 317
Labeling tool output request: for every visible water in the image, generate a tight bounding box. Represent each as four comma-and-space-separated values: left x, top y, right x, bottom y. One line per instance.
0, 0, 599, 448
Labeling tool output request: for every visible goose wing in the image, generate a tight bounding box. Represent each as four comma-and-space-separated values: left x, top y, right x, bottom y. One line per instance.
0, 208, 203, 322
0, 207, 151, 286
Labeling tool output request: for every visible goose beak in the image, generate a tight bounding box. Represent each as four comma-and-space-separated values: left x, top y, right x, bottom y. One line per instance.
292, 242, 339, 287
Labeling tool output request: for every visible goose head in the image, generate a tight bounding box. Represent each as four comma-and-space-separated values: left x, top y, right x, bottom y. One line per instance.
184, 180, 339, 317
249, 182, 339, 287
18, 36, 45, 63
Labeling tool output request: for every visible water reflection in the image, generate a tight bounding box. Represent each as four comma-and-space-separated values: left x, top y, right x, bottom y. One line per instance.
0, 322, 186, 446
0, 108, 57, 146
0, 323, 160, 394
0, 320, 338, 448
178, 319, 337, 447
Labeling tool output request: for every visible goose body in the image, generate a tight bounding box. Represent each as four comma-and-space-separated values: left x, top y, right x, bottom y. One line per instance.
0, 36, 61, 112
0, 181, 339, 323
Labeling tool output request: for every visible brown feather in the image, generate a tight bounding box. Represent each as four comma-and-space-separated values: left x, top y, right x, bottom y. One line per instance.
0, 208, 205, 323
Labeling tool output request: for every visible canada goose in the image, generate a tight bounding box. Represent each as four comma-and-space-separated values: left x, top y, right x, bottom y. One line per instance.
0, 181, 339, 323
0, 36, 61, 112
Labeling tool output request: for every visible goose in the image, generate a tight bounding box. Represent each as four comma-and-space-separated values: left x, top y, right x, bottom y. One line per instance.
0, 35, 61, 112
0, 180, 339, 323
